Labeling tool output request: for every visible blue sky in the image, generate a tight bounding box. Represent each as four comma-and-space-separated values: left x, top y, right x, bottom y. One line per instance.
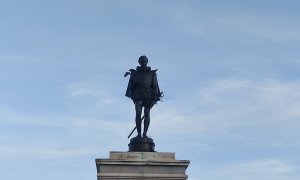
0, 0, 300, 179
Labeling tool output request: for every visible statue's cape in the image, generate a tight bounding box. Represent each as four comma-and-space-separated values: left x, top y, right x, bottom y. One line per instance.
125, 69, 136, 98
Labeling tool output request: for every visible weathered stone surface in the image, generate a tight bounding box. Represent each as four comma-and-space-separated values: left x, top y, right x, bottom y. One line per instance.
95, 151, 190, 180
110, 151, 175, 161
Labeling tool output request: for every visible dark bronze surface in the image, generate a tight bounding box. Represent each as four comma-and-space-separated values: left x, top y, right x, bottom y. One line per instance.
125, 55, 163, 152
128, 136, 155, 152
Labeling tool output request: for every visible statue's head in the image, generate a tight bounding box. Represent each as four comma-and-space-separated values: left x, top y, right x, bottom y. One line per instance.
138, 55, 148, 68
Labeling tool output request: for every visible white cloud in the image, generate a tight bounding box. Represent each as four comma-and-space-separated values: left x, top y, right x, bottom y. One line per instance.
171, 2, 300, 42
0, 146, 98, 158
64, 79, 132, 118
0, 105, 131, 133
65, 79, 129, 106
66, 80, 112, 99
0, 107, 130, 159
215, 159, 299, 180
4, 78, 299, 146
149, 78, 300, 148
195, 78, 300, 124
0, 53, 35, 62
1, 78, 299, 160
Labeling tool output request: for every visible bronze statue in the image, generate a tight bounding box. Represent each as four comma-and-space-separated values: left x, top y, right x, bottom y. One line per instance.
125, 55, 162, 139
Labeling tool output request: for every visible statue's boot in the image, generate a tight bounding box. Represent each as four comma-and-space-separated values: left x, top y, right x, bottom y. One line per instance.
142, 133, 148, 138
136, 116, 142, 138
143, 116, 150, 138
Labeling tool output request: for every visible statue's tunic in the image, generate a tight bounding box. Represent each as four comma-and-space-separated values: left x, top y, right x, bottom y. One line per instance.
126, 66, 160, 104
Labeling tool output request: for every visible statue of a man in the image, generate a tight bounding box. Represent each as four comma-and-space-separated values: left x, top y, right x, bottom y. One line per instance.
125, 55, 161, 138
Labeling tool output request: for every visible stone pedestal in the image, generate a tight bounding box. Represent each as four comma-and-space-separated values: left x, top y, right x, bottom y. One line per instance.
95, 151, 190, 180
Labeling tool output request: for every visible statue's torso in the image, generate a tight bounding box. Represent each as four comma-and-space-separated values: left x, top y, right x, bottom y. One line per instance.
134, 68, 153, 87
132, 67, 154, 101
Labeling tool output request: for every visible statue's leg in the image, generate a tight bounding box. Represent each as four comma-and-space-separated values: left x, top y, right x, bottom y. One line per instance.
135, 101, 142, 137
143, 105, 150, 138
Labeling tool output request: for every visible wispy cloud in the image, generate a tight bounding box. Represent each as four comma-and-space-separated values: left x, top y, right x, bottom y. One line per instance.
0, 107, 130, 159
3, 78, 298, 157
196, 159, 299, 180
150, 78, 300, 149
66, 80, 115, 100
171, 2, 300, 42
0, 146, 99, 158
64, 79, 132, 117
0, 53, 35, 62
197, 78, 300, 120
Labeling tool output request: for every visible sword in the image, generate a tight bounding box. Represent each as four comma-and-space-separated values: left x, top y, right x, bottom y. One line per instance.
127, 115, 145, 138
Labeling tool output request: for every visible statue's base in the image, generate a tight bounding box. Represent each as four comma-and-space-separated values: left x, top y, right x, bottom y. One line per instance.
95, 151, 190, 180
128, 136, 155, 152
